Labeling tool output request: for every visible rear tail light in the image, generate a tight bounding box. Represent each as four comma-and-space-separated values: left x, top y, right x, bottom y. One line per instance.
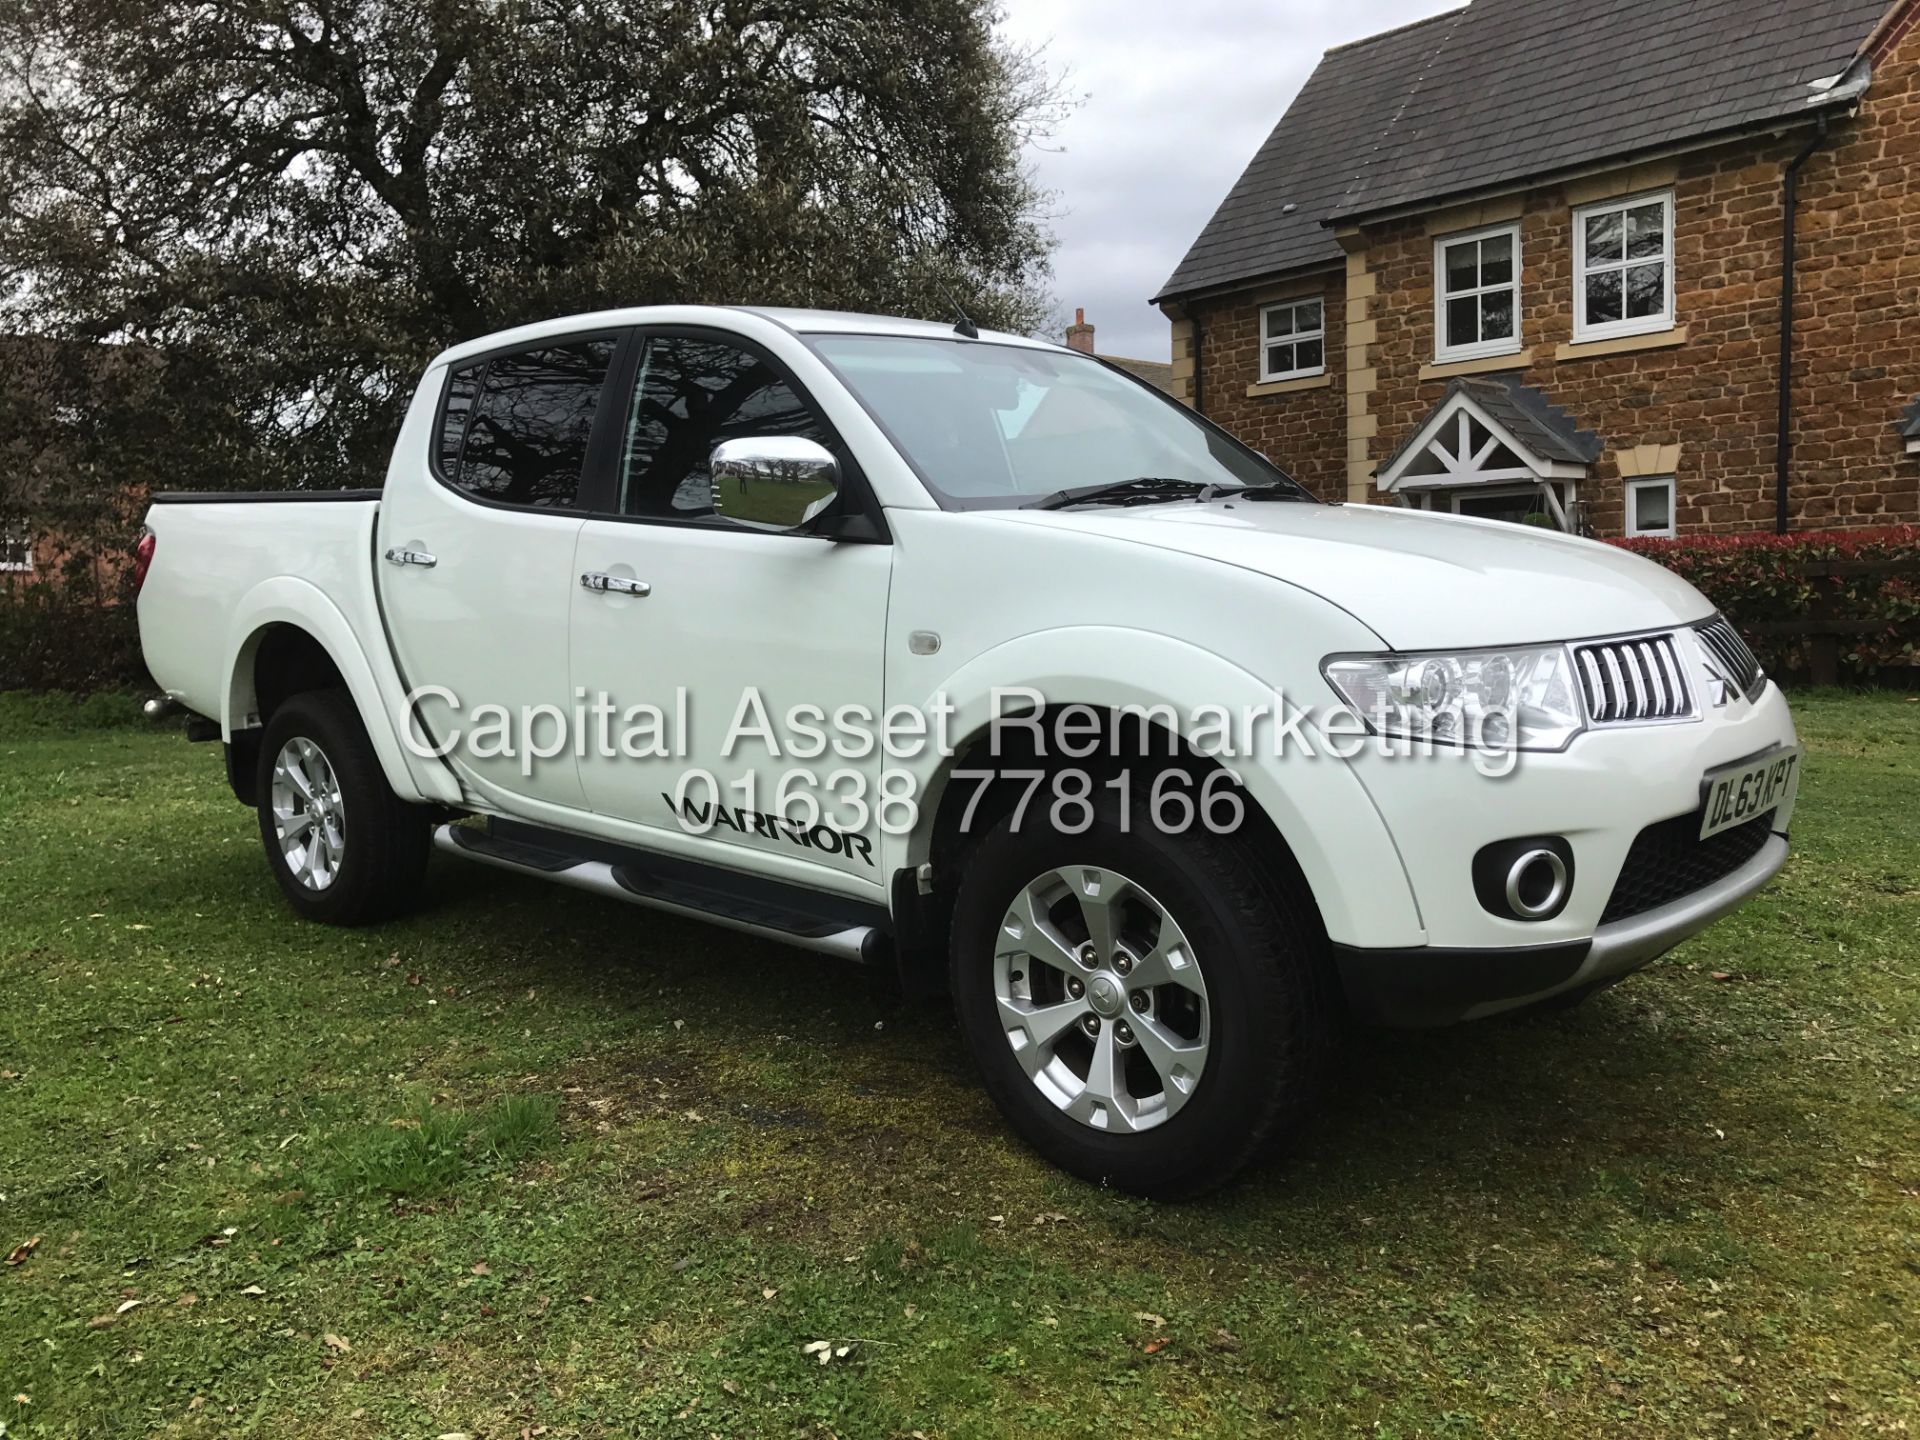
133, 528, 157, 594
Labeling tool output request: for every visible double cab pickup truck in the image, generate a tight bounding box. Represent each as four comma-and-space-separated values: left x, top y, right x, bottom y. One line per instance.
137, 306, 1801, 1195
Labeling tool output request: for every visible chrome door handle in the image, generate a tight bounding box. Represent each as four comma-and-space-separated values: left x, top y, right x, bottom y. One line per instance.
384, 547, 437, 568
581, 572, 651, 597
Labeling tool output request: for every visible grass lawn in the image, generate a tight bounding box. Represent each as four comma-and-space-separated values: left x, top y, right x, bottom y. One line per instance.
1, 690, 1915, 1439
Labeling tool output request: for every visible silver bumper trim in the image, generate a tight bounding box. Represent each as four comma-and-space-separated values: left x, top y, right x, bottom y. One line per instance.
1582, 832, 1789, 981
1467, 831, 1789, 1018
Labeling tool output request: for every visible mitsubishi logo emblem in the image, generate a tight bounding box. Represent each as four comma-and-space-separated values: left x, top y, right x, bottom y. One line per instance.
1700, 654, 1740, 708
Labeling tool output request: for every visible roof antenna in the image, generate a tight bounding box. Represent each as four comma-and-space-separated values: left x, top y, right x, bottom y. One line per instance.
944, 289, 980, 340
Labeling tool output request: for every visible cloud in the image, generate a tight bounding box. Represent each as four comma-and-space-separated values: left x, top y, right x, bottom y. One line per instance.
999, 0, 1466, 359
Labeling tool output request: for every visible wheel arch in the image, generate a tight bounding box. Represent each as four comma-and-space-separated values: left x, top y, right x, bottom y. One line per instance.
222, 577, 456, 806
886, 628, 1425, 993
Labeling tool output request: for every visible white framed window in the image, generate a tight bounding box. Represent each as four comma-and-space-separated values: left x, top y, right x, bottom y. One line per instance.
1574, 190, 1674, 343
1259, 297, 1325, 382
1448, 482, 1567, 528
1624, 476, 1676, 538
0, 523, 32, 573
1434, 223, 1521, 362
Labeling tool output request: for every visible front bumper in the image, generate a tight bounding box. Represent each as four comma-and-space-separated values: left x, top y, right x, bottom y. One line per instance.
1336, 828, 1789, 1027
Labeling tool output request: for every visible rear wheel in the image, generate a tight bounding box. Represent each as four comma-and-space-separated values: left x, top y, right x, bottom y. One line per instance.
950, 789, 1332, 1197
255, 688, 431, 926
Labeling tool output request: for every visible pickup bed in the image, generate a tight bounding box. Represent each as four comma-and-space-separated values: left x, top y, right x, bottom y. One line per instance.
138, 305, 1801, 1195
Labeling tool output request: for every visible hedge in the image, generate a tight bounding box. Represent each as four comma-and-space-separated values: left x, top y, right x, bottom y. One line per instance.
0, 583, 149, 694
1613, 525, 1919, 682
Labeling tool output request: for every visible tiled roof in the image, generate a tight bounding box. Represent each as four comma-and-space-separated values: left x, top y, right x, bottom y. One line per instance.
1157, 0, 1888, 303
1104, 355, 1177, 395
1152, 11, 1455, 302
1377, 376, 1604, 479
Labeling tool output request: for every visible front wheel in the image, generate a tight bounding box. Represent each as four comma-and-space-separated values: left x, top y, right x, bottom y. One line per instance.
949, 790, 1333, 1197
255, 688, 431, 926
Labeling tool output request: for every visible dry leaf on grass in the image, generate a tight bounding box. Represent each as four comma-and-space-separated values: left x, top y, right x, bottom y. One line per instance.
4, 1237, 39, 1266
323, 1334, 351, 1354
1143, 1337, 1172, 1355
238, 1285, 266, 1296
470, 1262, 491, 1276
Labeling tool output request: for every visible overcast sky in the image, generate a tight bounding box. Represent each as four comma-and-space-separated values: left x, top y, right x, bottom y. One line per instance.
998, 0, 1466, 361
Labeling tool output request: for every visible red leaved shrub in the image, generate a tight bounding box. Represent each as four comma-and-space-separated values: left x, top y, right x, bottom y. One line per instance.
1612, 526, 1919, 682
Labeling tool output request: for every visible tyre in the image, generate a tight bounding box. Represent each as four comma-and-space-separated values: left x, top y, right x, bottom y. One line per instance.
255, 688, 431, 926
949, 786, 1333, 1197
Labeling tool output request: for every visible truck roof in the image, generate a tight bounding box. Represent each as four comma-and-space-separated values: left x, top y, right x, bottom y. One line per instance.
432, 304, 1055, 369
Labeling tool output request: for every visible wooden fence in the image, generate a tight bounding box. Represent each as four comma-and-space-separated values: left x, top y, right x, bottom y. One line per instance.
1745, 556, 1920, 685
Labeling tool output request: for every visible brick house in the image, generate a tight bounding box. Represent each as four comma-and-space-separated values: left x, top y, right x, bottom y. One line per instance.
1155, 0, 1920, 537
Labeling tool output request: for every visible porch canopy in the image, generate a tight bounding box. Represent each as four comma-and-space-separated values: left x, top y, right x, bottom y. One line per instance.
1376, 377, 1602, 531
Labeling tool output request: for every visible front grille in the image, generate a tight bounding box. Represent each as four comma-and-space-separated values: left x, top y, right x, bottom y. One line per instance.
1695, 617, 1765, 698
1601, 811, 1775, 925
1573, 633, 1692, 724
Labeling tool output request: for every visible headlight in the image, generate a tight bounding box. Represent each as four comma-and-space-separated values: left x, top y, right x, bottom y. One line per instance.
1322, 644, 1586, 751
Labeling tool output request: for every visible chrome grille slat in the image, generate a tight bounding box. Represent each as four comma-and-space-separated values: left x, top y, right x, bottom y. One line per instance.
1574, 632, 1693, 726
1655, 639, 1685, 711
1578, 649, 1607, 720
1602, 647, 1629, 720
1637, 641, 1667, 714
1694, 617, 1764, 698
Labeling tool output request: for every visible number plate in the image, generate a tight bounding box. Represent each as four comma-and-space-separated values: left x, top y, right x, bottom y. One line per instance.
1699, 746, 1802, 841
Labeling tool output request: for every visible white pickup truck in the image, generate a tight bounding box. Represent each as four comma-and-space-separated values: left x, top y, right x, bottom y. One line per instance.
137, 305, 1801, 1195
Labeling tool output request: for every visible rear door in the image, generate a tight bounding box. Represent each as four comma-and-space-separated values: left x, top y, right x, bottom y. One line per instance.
377, 332, 626, 814
568, 327, 894, 888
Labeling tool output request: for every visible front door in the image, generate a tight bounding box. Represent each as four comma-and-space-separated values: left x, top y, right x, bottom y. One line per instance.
569, 329, 893, 890
377, 332, 624, 814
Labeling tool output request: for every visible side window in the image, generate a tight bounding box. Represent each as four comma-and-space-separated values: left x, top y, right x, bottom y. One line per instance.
438, 363, 482, 477
439, 338, 616, 507
619, 336, 832, 518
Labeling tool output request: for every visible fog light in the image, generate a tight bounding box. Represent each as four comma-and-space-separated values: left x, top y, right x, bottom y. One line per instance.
1505, 848, 1569, 919
1473, 837, 1575, 922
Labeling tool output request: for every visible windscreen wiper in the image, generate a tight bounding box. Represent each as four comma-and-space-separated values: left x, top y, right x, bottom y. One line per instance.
1025, 477, 1238, 511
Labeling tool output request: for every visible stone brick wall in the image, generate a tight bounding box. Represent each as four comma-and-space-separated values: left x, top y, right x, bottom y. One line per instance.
1185, 272, 1349, 503
1180, 13, 1920, 536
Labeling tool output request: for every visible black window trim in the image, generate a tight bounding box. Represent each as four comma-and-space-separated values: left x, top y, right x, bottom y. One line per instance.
574, 323, 890, 545
427, 327, 636, 515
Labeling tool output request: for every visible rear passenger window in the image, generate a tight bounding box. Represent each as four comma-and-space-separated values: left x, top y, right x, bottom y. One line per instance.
439, 364, 482, 476
619, 336, 832, 518
438, 338, 616, 507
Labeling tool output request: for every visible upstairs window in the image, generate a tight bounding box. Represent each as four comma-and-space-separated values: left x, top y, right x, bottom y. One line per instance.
0, 522, 31, 573
1259, 298, 1325, 382
1574, 191, 1674, 342
1434, 224, 1520, 362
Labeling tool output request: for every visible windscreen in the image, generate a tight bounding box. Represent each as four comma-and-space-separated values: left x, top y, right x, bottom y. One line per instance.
808, 335, 1308, 509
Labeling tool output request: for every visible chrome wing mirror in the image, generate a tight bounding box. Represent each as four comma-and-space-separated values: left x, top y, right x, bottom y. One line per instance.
709, 436, 842, 532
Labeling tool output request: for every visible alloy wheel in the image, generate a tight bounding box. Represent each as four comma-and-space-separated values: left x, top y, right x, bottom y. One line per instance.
270, 736, 346, 891
993, 865, 1211, 1133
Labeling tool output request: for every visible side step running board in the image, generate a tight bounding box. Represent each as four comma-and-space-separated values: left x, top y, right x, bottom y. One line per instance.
432, 821, 890, 965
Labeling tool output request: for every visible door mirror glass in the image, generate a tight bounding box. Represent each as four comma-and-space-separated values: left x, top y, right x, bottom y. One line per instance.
709, 436, 841, 531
